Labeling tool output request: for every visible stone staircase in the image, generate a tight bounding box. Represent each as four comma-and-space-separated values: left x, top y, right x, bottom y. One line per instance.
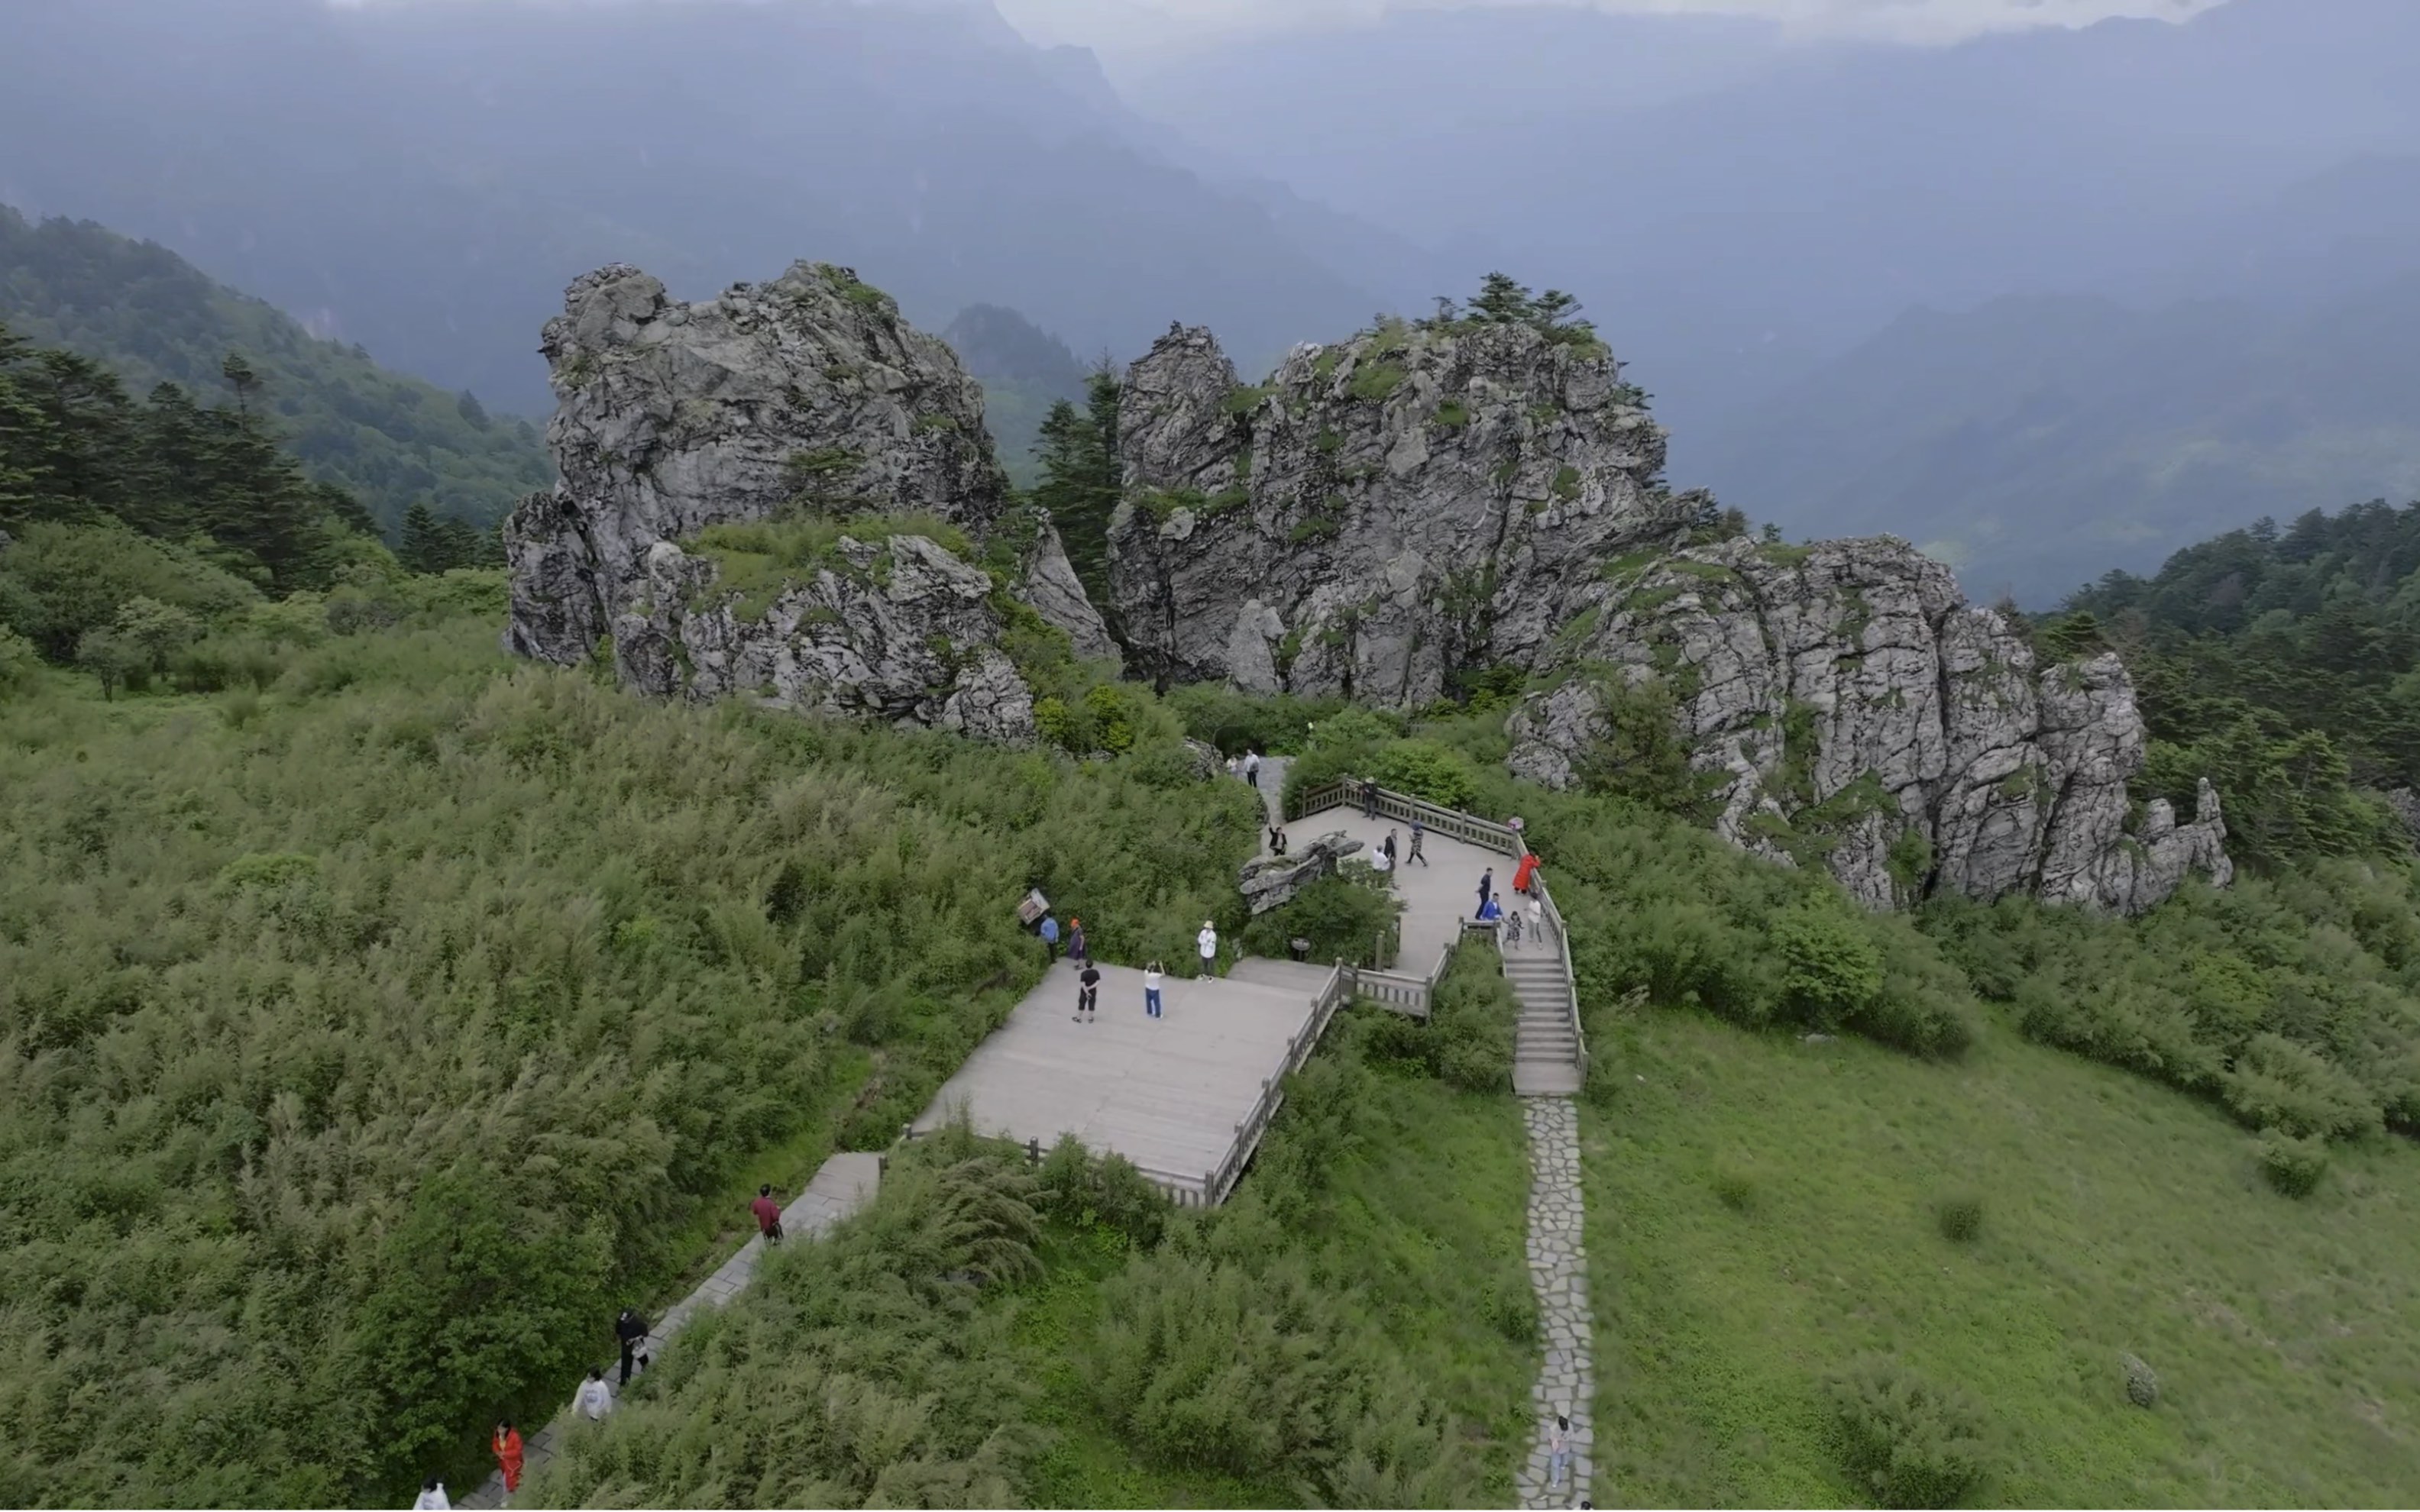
1505, 933, 1583, 1097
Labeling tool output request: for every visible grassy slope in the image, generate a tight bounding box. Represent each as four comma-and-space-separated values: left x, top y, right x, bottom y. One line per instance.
1584, 1004, 2420, 1507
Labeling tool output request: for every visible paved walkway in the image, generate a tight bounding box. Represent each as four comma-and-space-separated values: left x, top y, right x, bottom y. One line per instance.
1515, 1097, 1595, 1509
912, 957, 1327, 1194
458, 1152, 881, 1509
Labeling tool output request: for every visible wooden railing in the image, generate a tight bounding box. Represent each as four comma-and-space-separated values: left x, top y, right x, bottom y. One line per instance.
1292, 777, 1587, 1084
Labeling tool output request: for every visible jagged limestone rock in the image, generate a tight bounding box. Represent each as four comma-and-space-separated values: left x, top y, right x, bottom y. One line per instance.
617, 536, 1036, 741
1239, 831, 1366, 914
1108, 318, 1689, 706
1508, 536, 2231, 915
502, 260, 1114, 732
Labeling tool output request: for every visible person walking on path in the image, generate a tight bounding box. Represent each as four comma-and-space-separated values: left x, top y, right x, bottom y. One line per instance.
491, 1423, 525, 1499
1068, 917, 1089, 964
1476, 867, 1494, 919
1526, 894, 1546, 949
1267, 824, 1288, 856
1503, 905, 1524, 948
1039, 913, 1060, 964
1512, 851, 1540, 898
1408, 816, 1428, 867
1143, 961, 1164, 1018
574, 1368, 614, 1421
1244, 749, 1261, 788
413, 1477, 451, 1510
615, 1307, 650, 1387
752, 1184, 785, 1242
1196, 920, 1219, 978
1076, 961, 1102, 1022
1548, 1413, 1572, 1490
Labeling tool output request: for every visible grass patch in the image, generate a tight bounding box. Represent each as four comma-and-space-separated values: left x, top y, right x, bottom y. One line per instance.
1582, 1006, 2420, 1506
688, 512, 971, 620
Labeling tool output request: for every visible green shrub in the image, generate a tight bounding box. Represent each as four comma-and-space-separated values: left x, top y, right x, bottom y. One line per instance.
1712, 1167, 1758, 1213
0, 520, 259, 659
1826, 1355, 1995, 1508
1241, 871, 1401, 969
1936, 1194, 1984, 1242
0, 625, 41, 699
1369, 738, 1482, 810
1775, 903, 1886, 1023
2255, 1130, 2330, 1197
2222, 1034, 2382, 1139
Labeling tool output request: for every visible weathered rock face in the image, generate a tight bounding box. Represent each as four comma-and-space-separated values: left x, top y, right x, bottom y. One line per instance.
616, 535, 1036, 741
504, 260, 1115, 732
1240, 830, 1367, 914
1506, 536, 2231, 913
1108, 318, 1690, 706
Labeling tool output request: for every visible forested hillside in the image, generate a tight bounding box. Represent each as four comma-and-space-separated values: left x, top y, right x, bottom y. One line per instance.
1, 207, 552, 533
2062, 499, 2420, 866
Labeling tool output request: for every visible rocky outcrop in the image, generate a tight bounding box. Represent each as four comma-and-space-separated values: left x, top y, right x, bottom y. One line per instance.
504, 260, 1115, 731
1239, 831, 1366, 913
1506, 535, 2231, 913
1108, 318, 1691, 705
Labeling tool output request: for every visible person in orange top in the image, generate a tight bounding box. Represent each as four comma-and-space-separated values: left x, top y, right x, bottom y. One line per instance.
491, 1421, 525, 1497
1512, 852, 1540, 897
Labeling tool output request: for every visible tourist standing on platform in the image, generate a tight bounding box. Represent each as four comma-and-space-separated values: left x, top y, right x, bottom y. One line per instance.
1478, 893, 1503, 924
1362, 775, 1380, 818
1383, 829, 1399, 866
615, 1307, 649, 1386
413, 1477, 450, 1510
1069, 916, 1089, 964
574, 1368, 613, 1420
1039, 913, 1060, 964
1144, 961, 1164, 1018
491, 1423, 525, 1499
1370, 846, 1393, 885
1513, 851, 1540, 898
1476, 867, 1494, 918
1197, 920, 1220, 977
752, 1184, 785, 1242
1076, 961, 1102, 1022
1408, 816, 1428, 866
1527, 894, 1546, 948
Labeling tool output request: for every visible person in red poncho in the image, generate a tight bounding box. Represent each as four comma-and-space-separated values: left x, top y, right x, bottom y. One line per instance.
1512, 852, 1540, 898
492, 1421, 524, 1497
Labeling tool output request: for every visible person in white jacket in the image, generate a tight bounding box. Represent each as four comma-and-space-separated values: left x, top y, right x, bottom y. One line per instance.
1195, 921, 1219, 978
573, 1366, 614, 1420
411, 1477, 451, 1510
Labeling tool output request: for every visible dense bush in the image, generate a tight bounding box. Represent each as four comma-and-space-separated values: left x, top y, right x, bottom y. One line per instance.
1825, 1355, 1995, 1508
1923, 867, 2420, 1139
1360, 943, 1519, 1093
1239, 871, 1402, 969
0, 611, 1257, 1504
1935, 1194, 1985, 1243
2255, 1131, 2331, 1198
525, 1142, 1042, 1508
1166, 683, 1346, 758
1369, 738, 1483, 811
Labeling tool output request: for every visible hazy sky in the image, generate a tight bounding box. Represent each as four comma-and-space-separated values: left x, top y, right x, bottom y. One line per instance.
990, 0, 2224, 57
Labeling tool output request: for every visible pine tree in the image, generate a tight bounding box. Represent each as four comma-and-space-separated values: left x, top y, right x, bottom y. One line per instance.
398, 499, 448, 573
1031, 366, 1122, 617
1470, 272, 1535, 325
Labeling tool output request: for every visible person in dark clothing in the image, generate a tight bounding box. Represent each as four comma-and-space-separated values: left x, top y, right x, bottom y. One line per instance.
1383, 829, 1399, 866
1267, 824, 1288, 856
615, 1307, 651, 1387
1361, 776, 1380, 819
1075, 961, 1102, 1023
1408, 817, 1428, 866
751, 1183, 784, 1242
1069, 917, 1089, 963
1475, 867, 1494, 919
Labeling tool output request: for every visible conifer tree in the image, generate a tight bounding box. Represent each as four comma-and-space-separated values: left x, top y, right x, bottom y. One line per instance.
398, 499, 449, 573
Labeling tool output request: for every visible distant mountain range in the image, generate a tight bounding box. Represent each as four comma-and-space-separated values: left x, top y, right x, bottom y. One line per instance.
0, 0, 1440, 417
1697, 267, 2420, 604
